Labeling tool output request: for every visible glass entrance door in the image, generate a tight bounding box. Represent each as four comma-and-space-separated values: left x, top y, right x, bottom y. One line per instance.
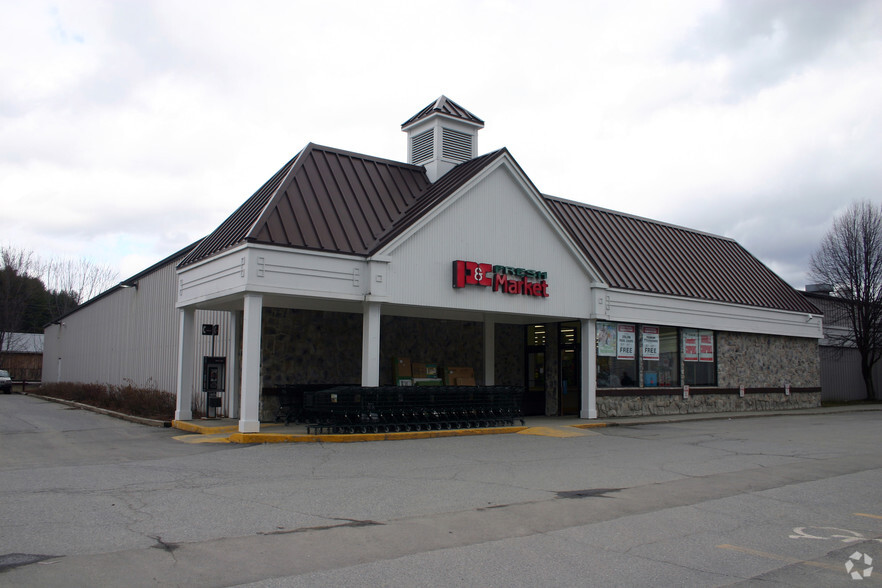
524, 348, 545, 415
559, 322, 580, 415
523, 324, 547, 416
560, 346, 580, 415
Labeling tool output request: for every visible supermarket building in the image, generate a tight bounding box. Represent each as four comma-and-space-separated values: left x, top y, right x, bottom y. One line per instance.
43, 97, 824, 433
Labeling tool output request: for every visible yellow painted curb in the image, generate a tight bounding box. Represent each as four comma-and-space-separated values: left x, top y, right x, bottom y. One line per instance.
172, 421, 283, 435
172, 433, 232, 444
228, 426, 527, 444
172, 420, 238, 434
570, 422, 610, 429
517, 426, 591, 438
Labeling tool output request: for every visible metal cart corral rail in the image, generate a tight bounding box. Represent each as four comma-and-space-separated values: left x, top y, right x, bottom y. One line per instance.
272, 384, 350, 425
299, 385, 525, 434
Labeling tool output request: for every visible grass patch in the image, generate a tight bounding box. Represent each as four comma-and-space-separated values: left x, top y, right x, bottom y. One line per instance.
36, 381, 177, 421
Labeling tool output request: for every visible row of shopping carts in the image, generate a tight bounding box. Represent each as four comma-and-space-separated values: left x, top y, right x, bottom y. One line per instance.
300, 385, 525, 434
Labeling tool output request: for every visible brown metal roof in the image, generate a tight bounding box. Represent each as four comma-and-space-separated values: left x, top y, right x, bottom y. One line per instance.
544, 196, 819, 314
180, 145, 507, 267
179, 139, 815, 315
248, 144, 433, 255
401, 95, 484, 130
179, 153, 301, 266
181, 144, 455, 265
370, 149, 507, 250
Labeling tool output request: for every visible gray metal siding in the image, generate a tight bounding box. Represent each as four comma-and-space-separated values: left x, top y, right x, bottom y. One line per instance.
42, 259, 238, 415
819, 345, 882, 401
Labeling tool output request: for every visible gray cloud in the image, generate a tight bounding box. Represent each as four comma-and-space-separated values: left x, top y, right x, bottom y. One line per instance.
674, 0, 876, 99
2, 0, 880, 291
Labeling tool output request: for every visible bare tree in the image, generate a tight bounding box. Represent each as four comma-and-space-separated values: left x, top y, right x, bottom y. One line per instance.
1, 246, 120, 365
0, 246, 45, 365
43, 257, 119, 317
810, 201, 882, 401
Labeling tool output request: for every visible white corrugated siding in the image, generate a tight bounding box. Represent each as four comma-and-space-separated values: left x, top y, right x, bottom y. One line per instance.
384, 165, 593, 319
42, 259, 238, 415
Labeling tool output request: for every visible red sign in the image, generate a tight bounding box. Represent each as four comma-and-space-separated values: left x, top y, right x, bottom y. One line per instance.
683, 329, 699, 362
452, 260, 549, 298
699, 331, 714, 362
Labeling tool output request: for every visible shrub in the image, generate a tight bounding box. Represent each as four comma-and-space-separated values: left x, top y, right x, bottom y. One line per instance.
37, 380, 177, 421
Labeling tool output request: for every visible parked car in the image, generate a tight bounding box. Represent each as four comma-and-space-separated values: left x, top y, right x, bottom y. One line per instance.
0, 370, 11, 394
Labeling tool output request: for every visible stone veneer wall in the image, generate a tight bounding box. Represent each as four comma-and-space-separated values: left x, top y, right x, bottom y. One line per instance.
261, 308, 363, 387
596, 390, 821, 417
259, 309, 520, 420
260, 308, 363, 420
495, 323, 525, 386
597, 332, 821, 418
716, 332, 819, 388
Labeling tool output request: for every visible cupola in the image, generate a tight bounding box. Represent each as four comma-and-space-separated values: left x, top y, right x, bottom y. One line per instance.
401, 96, 484, 182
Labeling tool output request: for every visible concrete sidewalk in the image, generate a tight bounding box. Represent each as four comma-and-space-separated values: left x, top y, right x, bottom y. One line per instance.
171, 403, 882, 444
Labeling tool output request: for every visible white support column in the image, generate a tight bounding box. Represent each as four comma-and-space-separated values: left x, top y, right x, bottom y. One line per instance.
361, 301, 381, 387
484, 317, 495, 386
175, 307, 196, 421
227, 310, 240, 420
239, 294, 263, 433
580, 318, 597, 419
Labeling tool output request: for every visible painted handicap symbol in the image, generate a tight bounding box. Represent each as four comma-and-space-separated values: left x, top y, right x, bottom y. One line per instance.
789, 527, 865, 543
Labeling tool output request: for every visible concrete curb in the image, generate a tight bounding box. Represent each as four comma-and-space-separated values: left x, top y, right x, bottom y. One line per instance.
584, 405, 882, 428
27, 394, 173, 428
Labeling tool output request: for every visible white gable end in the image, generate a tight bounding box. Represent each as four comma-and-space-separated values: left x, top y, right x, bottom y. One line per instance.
378, 160, 597, 320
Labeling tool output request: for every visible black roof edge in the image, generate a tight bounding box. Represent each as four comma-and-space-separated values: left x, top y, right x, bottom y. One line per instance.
123, 242, 200, 285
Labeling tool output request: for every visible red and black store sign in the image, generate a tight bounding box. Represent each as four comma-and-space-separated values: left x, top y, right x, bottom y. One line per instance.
452, 260, 549, 298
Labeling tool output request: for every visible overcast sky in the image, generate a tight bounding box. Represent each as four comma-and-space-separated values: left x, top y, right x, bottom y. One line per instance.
2, 0, 880, 290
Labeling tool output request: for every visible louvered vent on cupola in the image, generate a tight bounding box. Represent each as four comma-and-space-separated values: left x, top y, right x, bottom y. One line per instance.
442, 128, 472, 162
411, 129, 434, 164
402, 96, 484, 182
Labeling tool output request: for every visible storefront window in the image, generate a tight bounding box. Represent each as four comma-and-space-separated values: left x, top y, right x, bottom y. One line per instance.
683, 329, 716, 386
527, 324, 546, 346
596, 322, 717, 388
596, 322, 637, 387
559, 322, 580, 345
641, 326, 679, 387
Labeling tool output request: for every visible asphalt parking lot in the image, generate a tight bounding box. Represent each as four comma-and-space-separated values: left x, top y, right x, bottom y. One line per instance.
1, 393, 880, 587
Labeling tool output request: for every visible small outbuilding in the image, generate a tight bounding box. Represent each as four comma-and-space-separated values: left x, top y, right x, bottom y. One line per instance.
1, 333, 43, 382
